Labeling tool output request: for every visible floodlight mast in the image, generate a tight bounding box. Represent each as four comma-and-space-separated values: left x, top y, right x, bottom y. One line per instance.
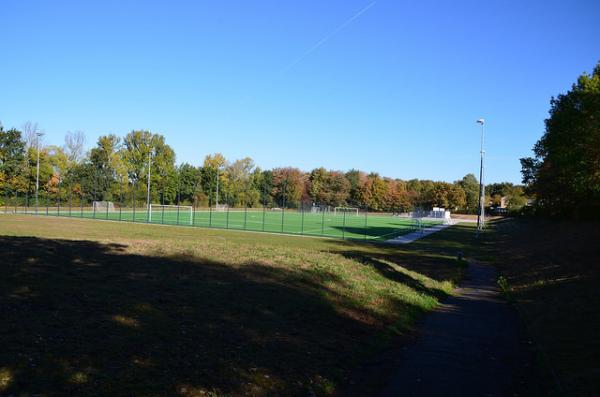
476, 119, 485, 235
216, 167, 219, 207
146, 146, 153, 221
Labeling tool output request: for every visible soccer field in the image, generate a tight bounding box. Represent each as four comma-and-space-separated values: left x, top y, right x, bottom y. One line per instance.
13, 206, 442, 241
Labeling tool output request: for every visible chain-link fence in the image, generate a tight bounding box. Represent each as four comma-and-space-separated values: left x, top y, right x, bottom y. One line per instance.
1, 172, 442, 242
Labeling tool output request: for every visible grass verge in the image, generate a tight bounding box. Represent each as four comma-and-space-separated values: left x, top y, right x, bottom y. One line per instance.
489, 218, 600, 396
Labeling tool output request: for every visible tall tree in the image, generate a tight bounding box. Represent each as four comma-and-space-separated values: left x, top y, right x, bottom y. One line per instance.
0, 126, 26, 178
121, 130, 176, 204
0, 126, 27, 197
457, 174, 480, 213
201, 153, 228, 205
324, 171, 350, 207
521, 61, 600, 217
227, 157, 259, 207
257, 170, 274, 207
308, 167, 328, 203
362, 173, 387, 211
87, 135, 120, 201
345, 169, 365, 207
64, 131, 86, 164
177, 163, 202, 205
272, 167, 306, 208
22, 121, 42, 149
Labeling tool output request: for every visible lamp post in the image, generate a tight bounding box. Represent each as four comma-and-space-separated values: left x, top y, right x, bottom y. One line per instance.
35, 132, 44, 213
216, 166, 220, 208
476, 119, 485, 234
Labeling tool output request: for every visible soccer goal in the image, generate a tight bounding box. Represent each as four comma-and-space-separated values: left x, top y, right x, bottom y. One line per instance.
93, 201, 115, 212
334, 206, 359, 215
149, 204, 193, 225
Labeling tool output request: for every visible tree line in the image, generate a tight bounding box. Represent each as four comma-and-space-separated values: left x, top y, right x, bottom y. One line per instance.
0, 124, 526, 213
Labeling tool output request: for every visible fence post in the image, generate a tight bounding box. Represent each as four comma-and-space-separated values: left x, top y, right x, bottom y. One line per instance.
342, 209, 346, 240
57, 178, 61, 216
119, 180, 123, 222
225, 192, 230, 229
132, 184, 136, 223
209, 189, 213, 228
281, 183, 286, 233
176, 189, 181, 225
192, 203, 196, 227
15, 190, 18, 214
364, 207, 368, 241
321, 205, 325, 236
262, 198, 266, 232
301, 204, 305, 235
244, 201, 248, 230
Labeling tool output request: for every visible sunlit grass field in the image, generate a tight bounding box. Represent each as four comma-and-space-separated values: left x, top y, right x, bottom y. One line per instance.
0, 215, 474, 396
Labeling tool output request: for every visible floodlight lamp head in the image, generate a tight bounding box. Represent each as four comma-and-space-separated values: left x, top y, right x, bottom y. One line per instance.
476, 119, 485, 125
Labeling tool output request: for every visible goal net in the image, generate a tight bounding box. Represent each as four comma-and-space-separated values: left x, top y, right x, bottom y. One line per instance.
149, 204, 193, 225
214, 204, 228, 212
334, 206, 359, 216
92, 201, 115, 212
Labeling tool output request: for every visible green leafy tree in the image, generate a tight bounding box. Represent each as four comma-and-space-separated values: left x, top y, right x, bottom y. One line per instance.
121, 130, 176, 205
177, 163, 202, 205
457, 174, 480, 213
308, 167, 328, 203
521, 62, 600, 217
0, 126, 26, 177
256, 170, 274, 207
0, 126, 27, 198
227, 157, 259, 207
201, 153, 228, 205
345, 169, 366, 207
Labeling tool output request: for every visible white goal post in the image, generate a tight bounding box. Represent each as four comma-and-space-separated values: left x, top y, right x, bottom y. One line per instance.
149, 204, 193, 225
93, 201, 115, 212
334, 206, 359, 215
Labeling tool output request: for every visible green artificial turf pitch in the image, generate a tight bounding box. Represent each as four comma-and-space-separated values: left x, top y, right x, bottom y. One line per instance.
16, 208, 441, 241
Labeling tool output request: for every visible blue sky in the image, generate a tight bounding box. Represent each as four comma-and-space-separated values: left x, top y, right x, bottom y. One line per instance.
1, 0, 599, 183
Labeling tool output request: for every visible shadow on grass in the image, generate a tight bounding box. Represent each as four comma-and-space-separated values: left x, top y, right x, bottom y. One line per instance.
323, 223, 484, 289
0, 235, 431, 396
330, 225, 413, 240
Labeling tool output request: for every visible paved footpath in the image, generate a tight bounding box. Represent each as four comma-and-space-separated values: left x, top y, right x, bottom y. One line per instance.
386, 222, 456, 244
379, 261, 543, 397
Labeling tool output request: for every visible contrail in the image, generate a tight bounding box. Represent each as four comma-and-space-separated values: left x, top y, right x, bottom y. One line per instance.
278, 1, 376, 75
